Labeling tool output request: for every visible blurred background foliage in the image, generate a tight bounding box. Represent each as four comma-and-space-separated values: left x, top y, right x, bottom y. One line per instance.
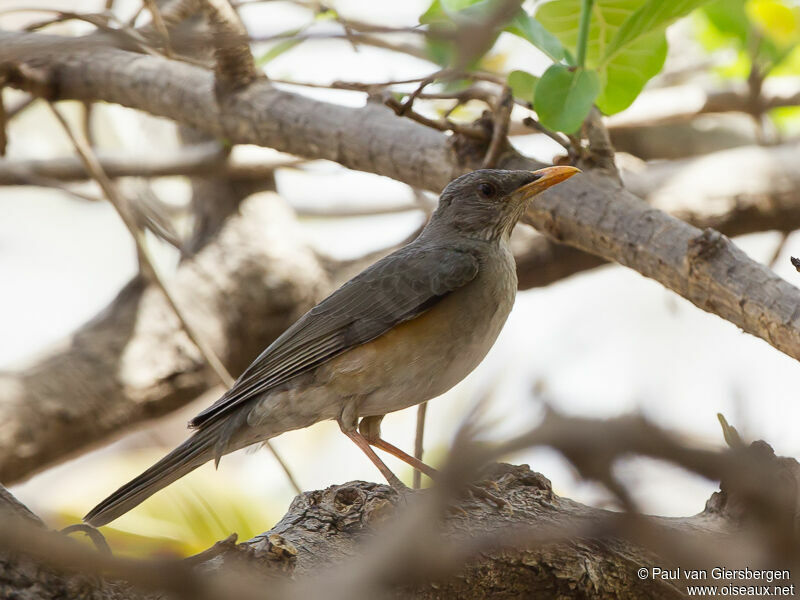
697, 0, 800, 132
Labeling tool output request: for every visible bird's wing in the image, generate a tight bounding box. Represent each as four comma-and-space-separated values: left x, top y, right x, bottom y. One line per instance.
190, 245, 480, 427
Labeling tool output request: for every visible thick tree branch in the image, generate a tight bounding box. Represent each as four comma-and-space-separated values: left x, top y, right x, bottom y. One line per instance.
0, 31, 461, 191
516, 140, 800, 287
3, 413, 800, 599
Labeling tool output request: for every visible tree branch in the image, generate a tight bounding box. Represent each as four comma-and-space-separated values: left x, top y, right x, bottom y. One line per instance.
3, 414, 800, 599
0, 143, 300, 184
609, 83, 800, 130
516, 140, 800, 288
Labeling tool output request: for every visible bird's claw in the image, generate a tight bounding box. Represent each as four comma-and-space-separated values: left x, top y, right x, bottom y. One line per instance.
446, 504, 469, 517
468, 483, 507, 509
473, 479, 501, 492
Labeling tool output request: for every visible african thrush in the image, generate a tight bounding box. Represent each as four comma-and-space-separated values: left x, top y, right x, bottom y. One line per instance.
85, 166, 579, 526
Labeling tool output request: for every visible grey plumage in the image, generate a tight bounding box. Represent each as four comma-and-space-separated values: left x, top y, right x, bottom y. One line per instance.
84, 167, 579, 528
191, 245, 480, 428
84, 418, 230, 527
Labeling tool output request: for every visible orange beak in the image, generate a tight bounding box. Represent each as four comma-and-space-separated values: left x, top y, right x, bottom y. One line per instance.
515, 166, 581, 200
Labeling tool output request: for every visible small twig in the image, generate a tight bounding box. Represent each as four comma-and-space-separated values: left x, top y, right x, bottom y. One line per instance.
337, 14, 361, 53
521, 116, 571, 152
768, 231, 790, 270
421, 87, 494, 104
46, 101, 302, 496
248, 25, 426, 43
19, 8, 157, 57
11, 169, 104, 202
271, 74, 439, 91
0, 80, 7, 157
143, 0, 174, 57
566, 133, 583, 160
127, 3, 146, 26
481, 86, 512, 168
384, 95, 487, 139
413, 402, 428, 490
273, 71, 503, 99
396, 72, 445, 116
582, 107, 617, 174
61, 524, 112, 555
81, 101, 95, 148
142, 0, 200, 30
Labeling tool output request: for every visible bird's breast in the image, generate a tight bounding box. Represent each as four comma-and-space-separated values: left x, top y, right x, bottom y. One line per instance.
323, 244, 518, 416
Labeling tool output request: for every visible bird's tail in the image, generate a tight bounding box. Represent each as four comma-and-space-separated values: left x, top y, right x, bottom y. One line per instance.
84, 421, 225, 528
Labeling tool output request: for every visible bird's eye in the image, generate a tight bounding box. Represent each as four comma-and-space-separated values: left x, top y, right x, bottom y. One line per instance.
477, 182, 496, 198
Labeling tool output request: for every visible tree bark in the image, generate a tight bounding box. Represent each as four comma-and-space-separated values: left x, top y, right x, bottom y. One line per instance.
2, 450, 797, 600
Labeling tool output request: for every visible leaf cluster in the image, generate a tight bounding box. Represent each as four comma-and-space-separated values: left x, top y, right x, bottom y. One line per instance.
421, 0, 714, 133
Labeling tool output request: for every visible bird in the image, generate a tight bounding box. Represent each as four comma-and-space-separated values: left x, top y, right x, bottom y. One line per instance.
84, 166, 580, 527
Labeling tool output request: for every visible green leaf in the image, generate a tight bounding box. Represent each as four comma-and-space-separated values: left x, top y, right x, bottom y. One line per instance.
506, 10, 565, 61
255, 27, 305, 66
537, 0, 645, 66
507, 69, 538, 103
717, 413, 744, 449
701, 0, 748, 44
420, 0, 517, 67
596, 29, 667, 113
537, 0, 659, 113
771, 45, 800, 75
603, 0, 714, 61
424, 37, 455, 65
420, 0, 507, 24
420, 0, 448, 24
533, 64, 600, 132
747, 0, 800, 47
315, 9, 338, 22
770, 105, 800, 134
443, 0, 490, 10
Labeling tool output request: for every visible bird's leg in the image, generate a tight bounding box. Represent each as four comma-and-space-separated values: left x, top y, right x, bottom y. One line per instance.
359, 415, 507, 509
338, 405, 407, 490
359, 416, 437, 480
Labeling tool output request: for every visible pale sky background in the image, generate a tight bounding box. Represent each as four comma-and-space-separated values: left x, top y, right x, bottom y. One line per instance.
3, 0, 800, 540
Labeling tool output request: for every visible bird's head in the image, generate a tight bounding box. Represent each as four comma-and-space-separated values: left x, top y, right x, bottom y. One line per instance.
429, 167, 580, 241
